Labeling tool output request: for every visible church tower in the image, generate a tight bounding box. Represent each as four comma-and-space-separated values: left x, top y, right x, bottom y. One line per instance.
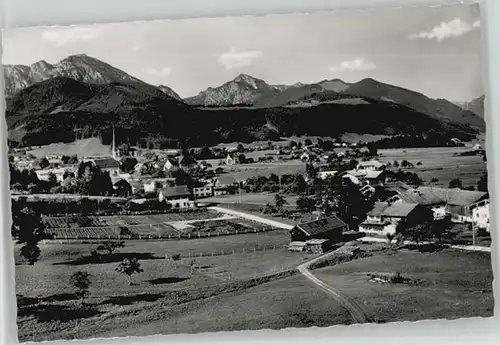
111, 126, 119, 160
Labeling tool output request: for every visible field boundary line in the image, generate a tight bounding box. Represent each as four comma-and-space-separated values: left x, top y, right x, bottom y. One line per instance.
359, 236, 491, 253
209, 206, 294, 230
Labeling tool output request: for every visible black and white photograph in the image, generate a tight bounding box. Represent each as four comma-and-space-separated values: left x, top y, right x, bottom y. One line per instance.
3, 2, 493, 342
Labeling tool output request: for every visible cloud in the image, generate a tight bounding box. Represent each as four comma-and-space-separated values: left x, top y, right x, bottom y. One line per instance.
217, 47, 263, 70
410, 18, 480, 42
145, 67, 172, 77
328, 58, 376, 72
41, 26, 100, 46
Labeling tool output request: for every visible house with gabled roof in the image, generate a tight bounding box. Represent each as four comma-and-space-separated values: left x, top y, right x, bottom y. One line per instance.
158, 185, 194, 209
163, 158, 179, 172
359, 201, 431, 235
213, 175, 238, 196
290, 215, 348, 243
92, 158, 121, 176
357, 159, 385, 171
397, 187, 488, 223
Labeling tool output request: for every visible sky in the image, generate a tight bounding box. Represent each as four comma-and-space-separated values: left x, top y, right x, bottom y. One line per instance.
2, 3, 483, 101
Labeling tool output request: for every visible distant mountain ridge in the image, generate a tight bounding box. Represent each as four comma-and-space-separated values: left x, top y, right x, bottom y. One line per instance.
4, 54, 485, 148
184, 74, 350, 107
455, 95, 485, 118
3, 54, 182, 101
187, 73, 483, 131
342, 78, 484, 131
6, 75, 479, 149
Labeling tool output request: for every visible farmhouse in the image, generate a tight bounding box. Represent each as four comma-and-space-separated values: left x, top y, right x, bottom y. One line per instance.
213, 175, 238, 196
128, 180, 143, 194
143, 179, 166, 193
473, 143, 483, 151
290, 215, 348, 243
318, 169, 338, 180
398, 187, 489, 224
469, 199, 490, 231
342, 169, 386, 186
357, 159, 385, 171
360, 202, 431, 235
178, 155, 197, 169
93, 158, 121, 176
35, 167, 69, 182
158, 185, 195, 209
163, 158, 179, 172
360, 184, 376, 197
193, 184, 214, 199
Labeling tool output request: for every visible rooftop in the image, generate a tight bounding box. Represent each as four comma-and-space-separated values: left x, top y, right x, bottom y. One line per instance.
295, 215, 346, 237
159, 185, 191, 198
215, 174, 237, 186
358, 160, 384, 169
367, 202, 390, 217
381, 202, 419, 218
93, 157, 120, 169
399, 187, 488, 206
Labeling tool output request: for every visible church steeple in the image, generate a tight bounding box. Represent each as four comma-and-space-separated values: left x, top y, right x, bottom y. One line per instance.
112, 126, 119, 160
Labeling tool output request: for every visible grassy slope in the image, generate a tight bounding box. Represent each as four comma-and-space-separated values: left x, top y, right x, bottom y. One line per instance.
314, 248, 494, 323
19, 274, 351, 341
15, 241, 493, 341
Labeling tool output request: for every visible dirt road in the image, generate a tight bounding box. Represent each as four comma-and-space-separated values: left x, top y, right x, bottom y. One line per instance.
297, 253, 368, 324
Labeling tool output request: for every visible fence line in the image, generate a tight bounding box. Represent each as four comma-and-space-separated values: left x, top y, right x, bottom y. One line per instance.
45, 225, 282, 241
163, 251, 298, 283
163, 243, 289, 262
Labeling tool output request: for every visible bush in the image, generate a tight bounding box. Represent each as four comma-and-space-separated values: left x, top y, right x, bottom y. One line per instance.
389, 272, 404, 284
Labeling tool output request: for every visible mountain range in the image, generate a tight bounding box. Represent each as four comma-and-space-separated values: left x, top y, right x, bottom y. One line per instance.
3, 54, 181, 101
3, 54, 485, 148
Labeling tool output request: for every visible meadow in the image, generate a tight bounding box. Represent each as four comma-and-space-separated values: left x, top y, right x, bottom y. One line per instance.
15, 230, 313, 342
15, 240, 494, 341
377, 147, 486, 188
313, 247, 494, 323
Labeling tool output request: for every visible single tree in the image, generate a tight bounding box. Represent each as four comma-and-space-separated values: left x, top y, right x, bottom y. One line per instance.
237, 154, 246, 164
70, 271, 92, 306
304, 139, 313, 147
448, 178, 463, 189
386, 233, 395, 248
120, 157, 138, 173
115, 258, 144, 286
367, 143, 378, 157
274, 193, 286, 210
97, 241, 125, 256
11, 206, 45, 265
38, 157, 50, 169
296, 195, 315, 213
236, 143, 245, 152
477, 172, 488, 192
48, 172, 58, 187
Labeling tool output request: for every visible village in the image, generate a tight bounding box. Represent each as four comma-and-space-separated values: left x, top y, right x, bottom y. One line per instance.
9, 127, 490, 251
9, 130, 492, 340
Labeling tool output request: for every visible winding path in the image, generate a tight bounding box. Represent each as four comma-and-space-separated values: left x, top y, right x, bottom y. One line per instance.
297, 253, 368, 324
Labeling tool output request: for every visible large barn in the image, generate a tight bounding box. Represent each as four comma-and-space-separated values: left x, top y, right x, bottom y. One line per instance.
290, 215, 348, 243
